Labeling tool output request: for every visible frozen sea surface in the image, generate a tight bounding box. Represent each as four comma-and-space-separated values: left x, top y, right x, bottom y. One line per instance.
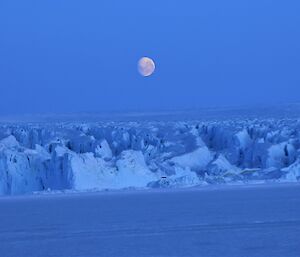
0, 183, 299, 257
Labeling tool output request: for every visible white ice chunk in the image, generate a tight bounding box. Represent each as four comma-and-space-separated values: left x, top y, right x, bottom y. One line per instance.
170, 147, 213, 170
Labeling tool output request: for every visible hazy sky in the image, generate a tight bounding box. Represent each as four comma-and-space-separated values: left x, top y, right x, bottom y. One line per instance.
0, 0, 299, 114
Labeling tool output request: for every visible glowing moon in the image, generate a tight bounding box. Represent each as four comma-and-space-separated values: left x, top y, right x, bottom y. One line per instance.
138, 57, 155, 77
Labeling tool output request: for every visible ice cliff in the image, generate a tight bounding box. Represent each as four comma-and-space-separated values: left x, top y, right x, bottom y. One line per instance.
0, 119, 299, 195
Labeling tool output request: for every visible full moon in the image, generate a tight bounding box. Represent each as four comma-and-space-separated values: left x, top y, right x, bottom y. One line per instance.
138, 57, 155, 77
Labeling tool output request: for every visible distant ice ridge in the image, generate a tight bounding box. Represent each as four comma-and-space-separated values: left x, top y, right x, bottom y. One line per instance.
0, 119, 299, 195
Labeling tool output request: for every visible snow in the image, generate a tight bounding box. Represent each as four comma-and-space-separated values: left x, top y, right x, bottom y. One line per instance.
0, 135, 19, 148
170, 146, 213, 171
116, 150, 158, 188
0, 183, 299, 257
282, 159, 300, 182
95, 139, 112, 160
69, 152, 116, 190
267, 142, 295, 169
235, 129, 252, 149
208, 154, 240, 175
0, 118, 300, 195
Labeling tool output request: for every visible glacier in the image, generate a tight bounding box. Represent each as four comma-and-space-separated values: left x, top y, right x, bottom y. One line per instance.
0, 118, 300, 195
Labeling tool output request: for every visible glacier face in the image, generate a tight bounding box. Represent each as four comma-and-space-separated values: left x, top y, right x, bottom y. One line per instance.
0, 119, 299, 195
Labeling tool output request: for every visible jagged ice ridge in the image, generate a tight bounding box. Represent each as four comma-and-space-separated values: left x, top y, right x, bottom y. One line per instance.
0, 119, 299, 195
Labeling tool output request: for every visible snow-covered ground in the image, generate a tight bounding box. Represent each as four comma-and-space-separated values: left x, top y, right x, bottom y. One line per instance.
0, 183, 299, 257
0, 118, 300, 195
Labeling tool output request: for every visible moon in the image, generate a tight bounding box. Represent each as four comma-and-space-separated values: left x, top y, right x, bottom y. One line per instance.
138, 57, 155, 77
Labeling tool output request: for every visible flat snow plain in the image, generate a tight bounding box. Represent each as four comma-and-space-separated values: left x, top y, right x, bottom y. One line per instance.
0, 183, 299, 257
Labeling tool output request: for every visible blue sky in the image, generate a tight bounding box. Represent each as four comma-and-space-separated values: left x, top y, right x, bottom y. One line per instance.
0, 0, 299, 114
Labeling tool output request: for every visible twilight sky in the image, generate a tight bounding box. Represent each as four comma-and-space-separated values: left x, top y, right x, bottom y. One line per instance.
0, 0, 299, 114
